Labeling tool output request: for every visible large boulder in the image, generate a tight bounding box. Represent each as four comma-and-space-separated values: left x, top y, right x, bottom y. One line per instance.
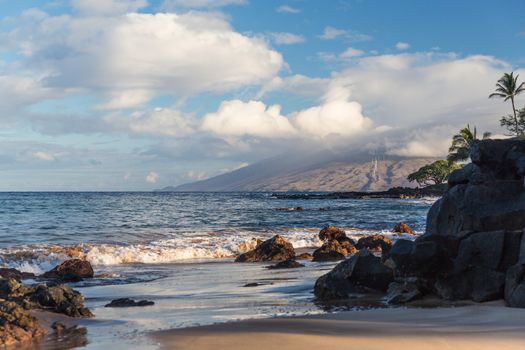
235, 235, 295, 262
426, 139, 525, 238
314, 250, 394, 299
0, 301, 46, 347
42, 259, 94, 282
312, 240, 357, 262
28, 284, 93, 318
432, 230, 522, 302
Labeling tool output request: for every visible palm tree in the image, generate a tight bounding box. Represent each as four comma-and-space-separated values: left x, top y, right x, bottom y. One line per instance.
489, 72, 525, 136
447, 125, 491, 163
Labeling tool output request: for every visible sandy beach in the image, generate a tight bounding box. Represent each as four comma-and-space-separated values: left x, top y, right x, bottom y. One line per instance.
153, 302, 525, 350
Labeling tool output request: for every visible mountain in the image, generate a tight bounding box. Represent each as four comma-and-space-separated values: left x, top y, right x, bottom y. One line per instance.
158, 150, 438, 192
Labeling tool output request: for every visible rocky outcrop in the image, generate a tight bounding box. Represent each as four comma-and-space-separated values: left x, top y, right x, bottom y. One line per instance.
393, 223, 414, 235
105, 298, 154, 307
314, 250, 394, 299
313, 226, 357, 262
0, 268, 35, 281
0, 301, 46, 347
28, 284, 93, 317
235, 235, 295, 262
315, 139, 525, 308
318, 226, 347, 241
356, 235, 392, 252
0, 278, 92, 347
312, 240, 357, 262
42, 259, 94, 282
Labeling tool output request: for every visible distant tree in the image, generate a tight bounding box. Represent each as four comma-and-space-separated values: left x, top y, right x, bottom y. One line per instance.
407, 160, 462, 187
447, 125, 491, 163
489, 72, 525, 136
500, 107, 525, 136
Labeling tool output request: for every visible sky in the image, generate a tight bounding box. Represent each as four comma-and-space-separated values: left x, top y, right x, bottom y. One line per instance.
0, 0, 524, 191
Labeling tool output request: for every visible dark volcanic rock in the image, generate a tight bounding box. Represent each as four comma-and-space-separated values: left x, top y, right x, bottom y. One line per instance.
505, 264, 525, 307
356, 235, 392, 252
385, 280, 422, 304
314, 250, 394, 299
312, 240, 357, 262
42, 259, 94, 282
0, 268, 35, 281
235, 235, 295, 262
105, 298, 154, 307
318, 226, 347, 241
426, 140, 525, 238
393, 223, 414, 235
29, 284, 93, 317
266, 259, 304, 269
0, 301, 46, 347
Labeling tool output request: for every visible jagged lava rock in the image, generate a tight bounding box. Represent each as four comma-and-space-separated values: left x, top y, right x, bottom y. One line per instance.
318, 226, 348, 242
28, 284, 93, 317
105, 298, 154, 307
393, 223, 414, 235
312, 240, 357, 262
0, 301, 46, 347
235, 235, 295, 262
0, 268, 35, 282
356, 235, 392, 252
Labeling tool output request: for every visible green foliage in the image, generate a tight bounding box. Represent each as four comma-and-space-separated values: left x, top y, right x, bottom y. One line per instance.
447, 124, 491, 163
500, 107, 525, 136
407, 160, 462, 187
489, 72, 525, 136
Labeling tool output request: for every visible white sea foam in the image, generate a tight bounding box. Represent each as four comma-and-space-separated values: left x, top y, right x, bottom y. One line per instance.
0, 227, 421, 273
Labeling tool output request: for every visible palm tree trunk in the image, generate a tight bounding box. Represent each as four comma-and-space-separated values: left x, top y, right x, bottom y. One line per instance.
511, 96, 519, 136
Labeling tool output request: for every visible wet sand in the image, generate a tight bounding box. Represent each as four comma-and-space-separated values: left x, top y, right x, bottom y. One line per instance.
153, 302, 525, 350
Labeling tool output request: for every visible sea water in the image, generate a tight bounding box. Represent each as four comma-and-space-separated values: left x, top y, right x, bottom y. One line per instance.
0, 192, 436, 349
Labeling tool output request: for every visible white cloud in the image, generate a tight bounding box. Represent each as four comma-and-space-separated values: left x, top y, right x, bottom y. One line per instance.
329, 53, 514, 128
269, 32, 305, 45
319, 26, 372, 42
202, 100, 297, 138
145, 171, 159, 183
387, 125, 455, 157
71, 0, 148, 15
395, 41, 410, 50
292, 87, 373, 137
203, 86, 372, 139
276, 5, 300, 14
104, 107, 195, 137
340, 47, 364, 59
161, 0, 247, 9
32, 151, 55, 161
6, 11, 283, 109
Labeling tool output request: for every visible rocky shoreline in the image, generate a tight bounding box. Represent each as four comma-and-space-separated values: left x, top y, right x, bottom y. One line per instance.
271, 184, 447, 200
314, 138, 525, 308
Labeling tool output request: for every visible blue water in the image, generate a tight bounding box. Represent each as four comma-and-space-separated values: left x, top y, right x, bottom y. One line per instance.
0, 192, 432, 247
0, 192, 436, 349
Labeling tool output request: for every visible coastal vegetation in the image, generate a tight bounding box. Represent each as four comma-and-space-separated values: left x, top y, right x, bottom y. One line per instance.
489, 72, 525, 136
407, 160, 461, 186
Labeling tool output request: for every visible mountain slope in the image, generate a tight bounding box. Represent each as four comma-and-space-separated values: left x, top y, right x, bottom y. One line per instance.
160, 152, 438, 192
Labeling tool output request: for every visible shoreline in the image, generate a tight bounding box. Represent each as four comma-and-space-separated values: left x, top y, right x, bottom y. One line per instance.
152, 302, 525, 350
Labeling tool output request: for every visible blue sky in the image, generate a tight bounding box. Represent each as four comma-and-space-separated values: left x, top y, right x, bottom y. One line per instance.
0, 0, 524, 190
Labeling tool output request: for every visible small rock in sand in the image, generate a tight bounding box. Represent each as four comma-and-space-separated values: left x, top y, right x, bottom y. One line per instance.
105, 298, 154, 308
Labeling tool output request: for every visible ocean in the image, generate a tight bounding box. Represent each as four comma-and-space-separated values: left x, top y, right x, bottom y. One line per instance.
0, 192, 436, 349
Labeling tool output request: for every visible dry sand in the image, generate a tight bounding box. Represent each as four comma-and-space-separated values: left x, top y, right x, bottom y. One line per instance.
153, 302, 525, 350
